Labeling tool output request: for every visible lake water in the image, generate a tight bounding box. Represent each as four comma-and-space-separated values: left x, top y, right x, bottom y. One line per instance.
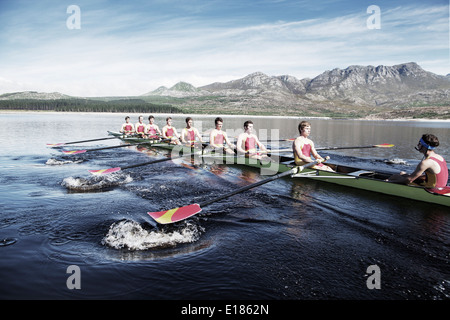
0, 111, 449, 304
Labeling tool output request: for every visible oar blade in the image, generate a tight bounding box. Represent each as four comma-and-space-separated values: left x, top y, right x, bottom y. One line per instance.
62, 150, 87, 154
374, 143, 394, 148
47, 143, 65, 147
148, 203, 202, 224
88, 167, 122, 175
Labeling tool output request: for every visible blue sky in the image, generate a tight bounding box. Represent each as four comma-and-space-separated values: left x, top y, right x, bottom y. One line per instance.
0, 0, 448, 96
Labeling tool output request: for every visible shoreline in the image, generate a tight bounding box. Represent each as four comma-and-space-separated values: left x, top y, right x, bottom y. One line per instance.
1, 109, 449, 123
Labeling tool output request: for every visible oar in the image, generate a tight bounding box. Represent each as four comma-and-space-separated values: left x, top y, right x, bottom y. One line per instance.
147, 157, 328, 224
259, 138, 295, 143
88, 148, 200, 175
316, 143, 394, 151
62, 143, 144, 155
258, 148, 292, 154
47, 134, 138, 147
62, 139, 172, 155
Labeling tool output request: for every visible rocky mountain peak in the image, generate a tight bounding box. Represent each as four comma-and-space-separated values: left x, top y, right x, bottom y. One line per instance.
0, 91, 74, 100
170, 81, 198, 92
140, 61, 449, 112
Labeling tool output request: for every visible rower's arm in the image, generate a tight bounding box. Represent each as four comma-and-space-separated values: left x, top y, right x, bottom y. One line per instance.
255, 136, 267, 151
195, 129, 203, 142
173, 128, 180, 138
236, 135, 245, 153
180, 129, 187, 143
406, 160, 431, 184
310, 143, 325, 161
224, 133, 235, 148
209, 132, 216, 146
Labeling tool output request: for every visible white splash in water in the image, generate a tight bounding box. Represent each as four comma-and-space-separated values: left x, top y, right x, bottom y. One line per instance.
61, 174, 133, 191
102, 220, 203, 250
46, 158, 83, 165
384, 158, 409, 165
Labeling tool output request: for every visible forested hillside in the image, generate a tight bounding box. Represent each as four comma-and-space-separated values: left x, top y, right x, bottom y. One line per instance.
0, 98, 181, 113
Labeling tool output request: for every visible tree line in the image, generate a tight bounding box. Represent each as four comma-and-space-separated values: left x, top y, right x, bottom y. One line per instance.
0, 98, 182, 113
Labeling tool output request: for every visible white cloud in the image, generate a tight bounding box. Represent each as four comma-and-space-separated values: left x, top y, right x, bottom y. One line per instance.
0, 2, 448, 96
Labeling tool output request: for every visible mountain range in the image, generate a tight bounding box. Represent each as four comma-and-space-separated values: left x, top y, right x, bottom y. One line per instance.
1, 62, 449, 119
142, 62, 450, 118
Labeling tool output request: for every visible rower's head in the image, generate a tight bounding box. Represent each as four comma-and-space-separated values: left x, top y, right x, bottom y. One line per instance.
215, 117, 224, 129
185, 117, 193, 128
148, 115, 155, 123
416, 134, 439, 152
298, 121, 311, 136
138, 115, 143, 123
166, 117, 172, 125
125, 116, 130, 122
244, 120, 254, 133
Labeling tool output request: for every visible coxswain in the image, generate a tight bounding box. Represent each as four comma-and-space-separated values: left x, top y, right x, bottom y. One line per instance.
292, 121, 333, 171
120, 116, 135, 136
236, 120, 269, 160
145, 115, 162, 140
204, 117, 236, 154
162, 117, 181, 145
181, 117, 203, 147
387, 134, 448, 188
135, 115, 146, 138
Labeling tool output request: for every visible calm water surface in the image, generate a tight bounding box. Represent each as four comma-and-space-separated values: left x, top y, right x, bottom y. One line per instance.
0, 112, 449, 301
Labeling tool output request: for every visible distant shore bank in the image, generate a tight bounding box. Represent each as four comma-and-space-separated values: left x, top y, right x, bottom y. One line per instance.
1, 109, 449, 122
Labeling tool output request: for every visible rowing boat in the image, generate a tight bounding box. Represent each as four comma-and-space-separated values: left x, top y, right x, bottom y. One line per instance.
107, 131, 450, 207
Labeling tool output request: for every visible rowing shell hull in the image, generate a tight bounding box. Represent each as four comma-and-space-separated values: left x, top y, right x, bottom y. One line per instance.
295, 169, 450, 207
108, 131, 450, 207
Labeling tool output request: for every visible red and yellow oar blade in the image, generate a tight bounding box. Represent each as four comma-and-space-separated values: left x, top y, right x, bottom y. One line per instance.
374, 143, 394, 148
148, 203, 202, 224
47, 143, 65, 147
62, 149, 87, 154
88, 167, 122, 175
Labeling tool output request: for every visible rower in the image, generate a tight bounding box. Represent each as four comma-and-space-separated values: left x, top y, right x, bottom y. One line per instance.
162, 117, 181, 145
236, 120, 270, 160
181, 117, 203, 147
145, 115, 162, 140
204, 117, 236, 154
292, 121, 333, 171
387, 134, 448, 188
135, 115, 146, 138
120, 116, 135, 136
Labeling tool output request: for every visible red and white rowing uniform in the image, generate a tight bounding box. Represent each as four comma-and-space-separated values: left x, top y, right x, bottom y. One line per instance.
212, 132, 224, 146
165, 127, 174, 138
147, 126, 159, 139
183, 128, 196, 146
245, 136, 259, 156
424, 156, 449, 188
123, 124, 133, 135
136, 123, 145, 134
294, 142, 325, 167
